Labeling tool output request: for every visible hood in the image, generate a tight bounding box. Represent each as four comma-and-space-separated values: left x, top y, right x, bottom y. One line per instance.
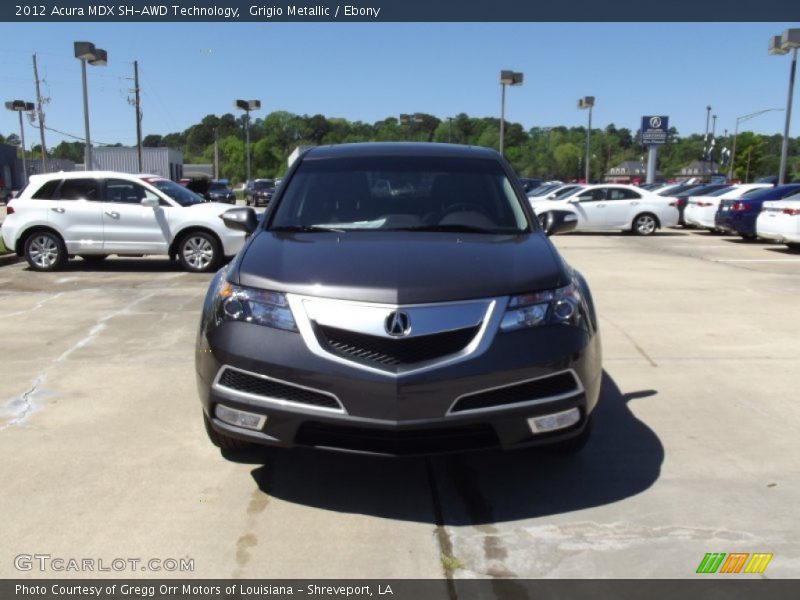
184, 202, 236, 215
235, 231, 568, 304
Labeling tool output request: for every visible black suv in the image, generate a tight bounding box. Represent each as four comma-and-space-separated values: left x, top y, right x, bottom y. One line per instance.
244, 179, 275, 207
196, 143, 601, 457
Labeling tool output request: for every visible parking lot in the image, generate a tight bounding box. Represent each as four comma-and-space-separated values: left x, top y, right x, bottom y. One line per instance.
1, 225, 799, 581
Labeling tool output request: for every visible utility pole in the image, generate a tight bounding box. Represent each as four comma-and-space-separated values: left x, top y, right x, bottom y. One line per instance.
133, 60, 143, 172
32, 54, 48, 172
703, 105, 711, 180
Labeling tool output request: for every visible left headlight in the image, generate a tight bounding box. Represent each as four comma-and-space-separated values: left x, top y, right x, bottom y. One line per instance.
500, 282, 582, 332
217, 281, 297, 332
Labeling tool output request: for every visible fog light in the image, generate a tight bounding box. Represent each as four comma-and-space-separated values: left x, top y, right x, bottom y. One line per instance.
527, 408, 580, 433
215, 404, 267, 430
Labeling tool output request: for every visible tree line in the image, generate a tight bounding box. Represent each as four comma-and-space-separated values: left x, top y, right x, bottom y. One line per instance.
2, 112, 798, 183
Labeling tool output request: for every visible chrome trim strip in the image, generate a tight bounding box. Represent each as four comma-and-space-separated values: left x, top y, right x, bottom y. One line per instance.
212, 365, 346, 414
446, 369, 584, 416
287, 294, 508, 378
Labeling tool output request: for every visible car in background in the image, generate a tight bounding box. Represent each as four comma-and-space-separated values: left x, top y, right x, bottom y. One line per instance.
659, 183, 730, 225
638, 182, 665, 191
757, 193, 800, 249
532, 184, 679, 235
244, 179, 276, 207
716, 184, 800, 239
527, 183, 562, 198
519, 177, 543, 192
204, 180, 237, 204
197, 142, 600, 456
186, 178, 237, 204
684, 184, 771, 231
1, 171, 247, 272
530, 184, 583, 203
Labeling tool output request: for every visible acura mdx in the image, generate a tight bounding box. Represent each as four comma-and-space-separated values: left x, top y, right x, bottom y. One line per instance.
196, 143, 602, 456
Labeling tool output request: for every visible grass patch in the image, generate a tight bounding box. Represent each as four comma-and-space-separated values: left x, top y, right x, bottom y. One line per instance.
440, 554, 463, 576
0, 237, 7, 254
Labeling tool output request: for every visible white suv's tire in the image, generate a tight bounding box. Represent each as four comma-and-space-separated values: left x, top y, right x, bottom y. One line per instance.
176, 231, 222, 273
24, 230, 67, 271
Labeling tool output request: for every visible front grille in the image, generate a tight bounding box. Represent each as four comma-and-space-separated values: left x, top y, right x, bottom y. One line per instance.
450, 371, 580, 414
295, 421, 499, 455
217, 368, 341, 410
316, 324, 480, 367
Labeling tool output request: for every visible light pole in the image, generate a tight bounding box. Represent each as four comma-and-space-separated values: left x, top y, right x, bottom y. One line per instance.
499, 70, 523, 156
703, 105, 711, 180
578, 96, 595, 182
74, 41, 107, 170
235, 99, 261, 182
769, 28, 800, 184
728, 108, 784, 180
5, 100, 35, 187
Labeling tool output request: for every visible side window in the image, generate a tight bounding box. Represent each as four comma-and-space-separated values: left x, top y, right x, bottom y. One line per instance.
105, 179, 147, 204
58, 179, 100, 201
580, 188, 606, 202
32, 179, 61, 200
622, 188, 642, 199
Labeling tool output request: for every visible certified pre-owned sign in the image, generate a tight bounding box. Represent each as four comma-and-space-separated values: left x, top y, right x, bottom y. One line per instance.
641, 115, 669, 145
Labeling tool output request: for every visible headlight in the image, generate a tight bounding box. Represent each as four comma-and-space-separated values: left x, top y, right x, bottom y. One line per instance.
217, 281, 297, 332
500, 282, 582, 332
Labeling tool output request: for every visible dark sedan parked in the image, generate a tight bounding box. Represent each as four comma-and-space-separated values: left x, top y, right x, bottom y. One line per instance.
716, 183, 800, 239
196, 142, 602, 457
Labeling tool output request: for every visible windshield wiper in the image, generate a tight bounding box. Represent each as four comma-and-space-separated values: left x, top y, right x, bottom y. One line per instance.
270, 225, 346, 233
389, 224, 509, 234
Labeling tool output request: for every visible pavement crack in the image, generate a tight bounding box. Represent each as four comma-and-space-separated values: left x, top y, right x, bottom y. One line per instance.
1, 291, 156, 431
425, 457, 459, 599
601, 315, 658, 367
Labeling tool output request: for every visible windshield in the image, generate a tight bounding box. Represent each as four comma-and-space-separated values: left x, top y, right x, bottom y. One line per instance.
552, 185, 581, 199
254, 180, 274, 190
270, 156, 529, 233
147, 179, 204, 206
209, 182, 227, 191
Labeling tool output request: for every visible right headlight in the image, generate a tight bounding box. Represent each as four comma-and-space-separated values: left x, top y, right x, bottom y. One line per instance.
500, 282, 582, 332
216, 281, 297, 332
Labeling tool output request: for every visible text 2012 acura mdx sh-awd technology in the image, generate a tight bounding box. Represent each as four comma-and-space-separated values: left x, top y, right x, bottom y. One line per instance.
196, 143, 602, 456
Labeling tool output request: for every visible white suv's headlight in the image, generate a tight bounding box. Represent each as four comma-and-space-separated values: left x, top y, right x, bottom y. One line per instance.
217, 281, 297, 332
500, 283, 582, 331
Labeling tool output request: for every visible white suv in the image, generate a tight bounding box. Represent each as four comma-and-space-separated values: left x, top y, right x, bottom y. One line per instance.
2, 171, 246, 272
532, 184, 679, 235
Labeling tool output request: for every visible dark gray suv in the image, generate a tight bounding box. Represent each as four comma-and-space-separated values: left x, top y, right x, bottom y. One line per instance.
196, 143, 602, 456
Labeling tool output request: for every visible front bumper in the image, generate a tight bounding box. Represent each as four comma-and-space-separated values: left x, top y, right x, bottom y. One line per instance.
197, 320, 602, 456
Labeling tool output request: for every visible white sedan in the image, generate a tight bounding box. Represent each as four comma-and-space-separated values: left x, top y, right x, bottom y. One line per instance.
756, 195, 800, 249
2, 171, 247, 272
684, 184, 770, 230
532, 184, 679, 235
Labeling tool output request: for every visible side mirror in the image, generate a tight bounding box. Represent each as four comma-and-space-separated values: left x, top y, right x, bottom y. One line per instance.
221, 207, 258, 234
543, 210, 579, 236
141, 196, 159, 208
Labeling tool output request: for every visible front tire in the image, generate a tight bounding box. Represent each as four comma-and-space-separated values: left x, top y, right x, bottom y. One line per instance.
176, 231, 222, 273
632, 213, 658, 236
24, 230, 67, 271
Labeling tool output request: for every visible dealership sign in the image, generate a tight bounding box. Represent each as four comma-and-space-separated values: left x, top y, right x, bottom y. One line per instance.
641, 115, 669, 145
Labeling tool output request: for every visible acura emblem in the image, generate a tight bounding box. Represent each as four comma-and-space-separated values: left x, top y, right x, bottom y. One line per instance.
385, 311, 411, 337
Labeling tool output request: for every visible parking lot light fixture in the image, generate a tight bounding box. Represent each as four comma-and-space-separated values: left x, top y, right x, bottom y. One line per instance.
578, 96, 595, 182
769, 28, 800, 184
5, 100, 35, 187
235, 99, 261, 183
499, 70, 523, 156
74, 41, 107, 170
728, 108, 784, 181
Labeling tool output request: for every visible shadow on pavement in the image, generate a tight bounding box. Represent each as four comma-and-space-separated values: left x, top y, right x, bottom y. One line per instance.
239, 371, 663, 525
564, 230, 688, 237
22, 257, 227, 274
